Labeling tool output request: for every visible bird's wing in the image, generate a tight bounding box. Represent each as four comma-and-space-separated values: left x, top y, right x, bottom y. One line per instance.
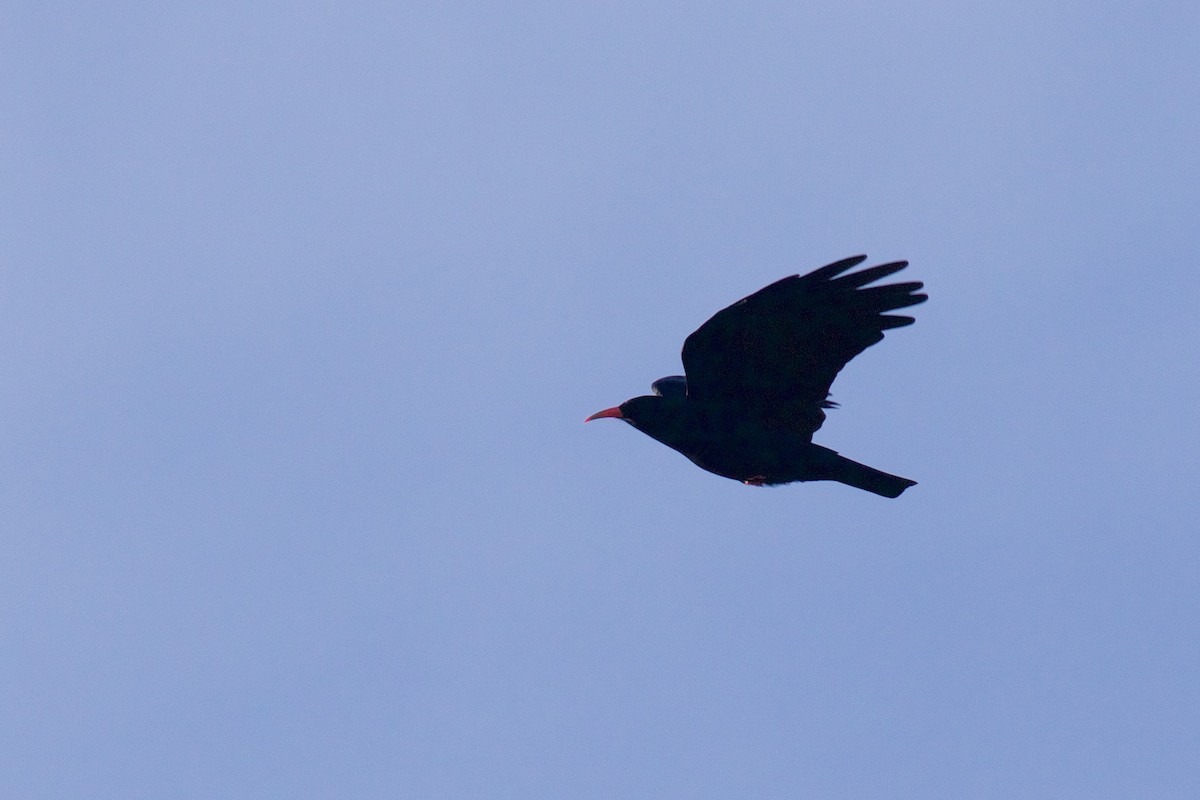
680, 255, 926, 436
651, 375, 687, 399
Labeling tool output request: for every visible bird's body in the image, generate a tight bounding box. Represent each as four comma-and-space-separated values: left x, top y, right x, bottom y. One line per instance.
586, 255, 926, 498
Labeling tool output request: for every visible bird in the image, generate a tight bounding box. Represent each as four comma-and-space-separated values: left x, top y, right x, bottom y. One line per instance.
585, 255, 926, 498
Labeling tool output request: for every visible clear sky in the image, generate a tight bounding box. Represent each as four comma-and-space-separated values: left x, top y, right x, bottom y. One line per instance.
4, 2, 1199, 797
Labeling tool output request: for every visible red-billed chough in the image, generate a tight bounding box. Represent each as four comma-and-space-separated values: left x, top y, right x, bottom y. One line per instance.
586, 255, 926, 498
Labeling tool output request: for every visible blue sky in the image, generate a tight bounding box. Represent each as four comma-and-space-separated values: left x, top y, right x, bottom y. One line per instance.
4, 2, 1199, 797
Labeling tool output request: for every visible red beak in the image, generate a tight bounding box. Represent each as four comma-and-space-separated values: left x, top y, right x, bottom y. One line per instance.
585, 406, 624, 422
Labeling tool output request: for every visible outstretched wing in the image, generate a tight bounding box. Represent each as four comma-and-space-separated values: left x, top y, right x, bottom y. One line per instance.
680, 255, 926, 436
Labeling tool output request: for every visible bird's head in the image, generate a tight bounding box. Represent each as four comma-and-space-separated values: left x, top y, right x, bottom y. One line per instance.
585, 396, 644, 425
585, 394, 687, 440
587, 375, 689, 427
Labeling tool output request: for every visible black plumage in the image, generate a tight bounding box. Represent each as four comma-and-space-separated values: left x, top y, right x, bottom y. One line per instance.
586, 255, 927, 497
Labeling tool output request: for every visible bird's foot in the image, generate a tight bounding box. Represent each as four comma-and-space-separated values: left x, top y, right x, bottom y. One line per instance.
743, 475, 767, 486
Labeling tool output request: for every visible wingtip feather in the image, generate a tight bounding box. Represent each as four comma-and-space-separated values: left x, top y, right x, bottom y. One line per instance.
800, 254, 870, 284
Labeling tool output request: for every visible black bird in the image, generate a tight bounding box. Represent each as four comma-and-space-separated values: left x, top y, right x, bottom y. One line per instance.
586, 255, 926, 498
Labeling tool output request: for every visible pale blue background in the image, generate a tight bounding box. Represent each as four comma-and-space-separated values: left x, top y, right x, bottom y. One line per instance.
4, 2, 1199, 797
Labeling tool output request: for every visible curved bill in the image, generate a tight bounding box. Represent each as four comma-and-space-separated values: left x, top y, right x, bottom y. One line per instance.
585, 406, 624, 422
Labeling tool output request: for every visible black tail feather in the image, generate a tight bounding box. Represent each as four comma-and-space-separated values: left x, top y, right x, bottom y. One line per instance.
821, 452, 917, 498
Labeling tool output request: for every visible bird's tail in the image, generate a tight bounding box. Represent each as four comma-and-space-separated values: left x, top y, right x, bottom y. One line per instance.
815, 448, 917, 498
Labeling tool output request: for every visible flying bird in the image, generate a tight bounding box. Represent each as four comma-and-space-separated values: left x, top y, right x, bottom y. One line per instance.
586, 255, 926, 498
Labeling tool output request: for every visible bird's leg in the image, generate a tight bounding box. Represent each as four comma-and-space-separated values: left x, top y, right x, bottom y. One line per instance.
743, 475, 767, 486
